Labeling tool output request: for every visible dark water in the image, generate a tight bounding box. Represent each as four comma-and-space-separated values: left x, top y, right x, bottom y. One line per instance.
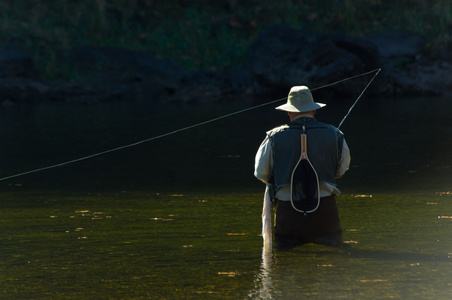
1, 95, 451, 299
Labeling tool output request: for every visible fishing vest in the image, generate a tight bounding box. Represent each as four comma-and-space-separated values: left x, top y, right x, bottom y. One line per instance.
267, 117, 344, 192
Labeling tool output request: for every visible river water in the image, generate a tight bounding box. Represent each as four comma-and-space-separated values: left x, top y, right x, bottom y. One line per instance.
1, 94, 451, 299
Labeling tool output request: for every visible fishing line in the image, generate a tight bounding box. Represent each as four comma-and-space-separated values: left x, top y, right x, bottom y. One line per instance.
0, 68, 380, 182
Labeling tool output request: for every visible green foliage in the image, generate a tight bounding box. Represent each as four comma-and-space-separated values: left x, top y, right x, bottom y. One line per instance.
0, 0, 450, 78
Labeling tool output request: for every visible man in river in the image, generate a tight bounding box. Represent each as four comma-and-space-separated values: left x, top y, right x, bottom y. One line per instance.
254, 86, 351, 249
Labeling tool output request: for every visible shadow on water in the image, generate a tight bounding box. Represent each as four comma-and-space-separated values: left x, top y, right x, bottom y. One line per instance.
0, 95, 451, 194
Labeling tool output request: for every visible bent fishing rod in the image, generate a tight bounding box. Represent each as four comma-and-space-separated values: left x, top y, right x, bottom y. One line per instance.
0, 68, 381, 182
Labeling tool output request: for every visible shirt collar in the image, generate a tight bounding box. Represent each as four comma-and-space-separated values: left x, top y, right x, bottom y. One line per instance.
293, 113, 314, 120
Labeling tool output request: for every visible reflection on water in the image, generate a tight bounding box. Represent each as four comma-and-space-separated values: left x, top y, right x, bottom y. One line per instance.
0, 95, 452, 299
249, 246, 274, 299
249, 243, 452, 299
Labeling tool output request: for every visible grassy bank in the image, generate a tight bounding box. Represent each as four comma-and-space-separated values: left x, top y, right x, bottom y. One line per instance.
1, 0, 450, 78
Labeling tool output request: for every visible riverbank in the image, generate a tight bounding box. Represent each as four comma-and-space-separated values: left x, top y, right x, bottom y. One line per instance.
1, 24, 451, 107
1, 1, 451, 105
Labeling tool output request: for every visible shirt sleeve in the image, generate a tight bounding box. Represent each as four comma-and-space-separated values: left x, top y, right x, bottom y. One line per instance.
254, 136, 273, 183
336, 138, 351, 178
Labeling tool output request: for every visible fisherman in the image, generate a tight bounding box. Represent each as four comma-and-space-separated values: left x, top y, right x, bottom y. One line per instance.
254, 86, 351, 249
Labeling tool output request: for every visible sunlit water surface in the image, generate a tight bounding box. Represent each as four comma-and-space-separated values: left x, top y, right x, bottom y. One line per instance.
1, 95, 451, 299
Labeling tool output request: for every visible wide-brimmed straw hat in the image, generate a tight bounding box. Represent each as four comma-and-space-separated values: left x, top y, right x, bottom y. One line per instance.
275, 86, 326, 112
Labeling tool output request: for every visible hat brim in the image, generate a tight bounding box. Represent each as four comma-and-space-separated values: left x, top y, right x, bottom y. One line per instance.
275, 102, 326, 112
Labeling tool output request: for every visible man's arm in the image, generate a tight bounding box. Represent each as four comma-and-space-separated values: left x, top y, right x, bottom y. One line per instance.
254, 136, 273, 183
336, 139, 351, 179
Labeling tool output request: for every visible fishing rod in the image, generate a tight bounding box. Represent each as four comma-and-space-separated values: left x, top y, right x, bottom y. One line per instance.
337, 68, 381, 129
0, 68, 381, 182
